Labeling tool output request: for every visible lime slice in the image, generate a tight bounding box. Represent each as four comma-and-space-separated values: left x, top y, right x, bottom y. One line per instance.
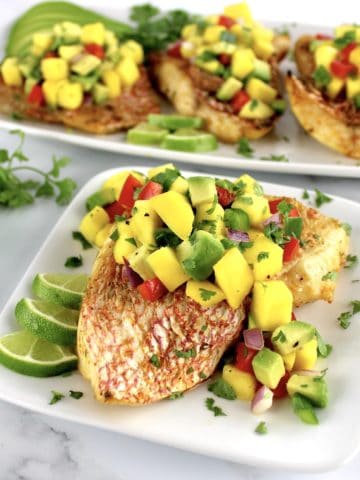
32, 273, 88, 309
161, 129, 218, 152
127, 122, 168, 146
0, 330, 77, 377
148, 114, 203, 130
15, 298, 78, 346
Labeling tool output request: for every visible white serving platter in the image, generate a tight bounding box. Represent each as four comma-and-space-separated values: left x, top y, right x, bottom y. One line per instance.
0, 166, 359, 473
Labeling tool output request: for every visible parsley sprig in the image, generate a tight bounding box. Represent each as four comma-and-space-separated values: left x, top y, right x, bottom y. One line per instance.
0, 130, 76, 208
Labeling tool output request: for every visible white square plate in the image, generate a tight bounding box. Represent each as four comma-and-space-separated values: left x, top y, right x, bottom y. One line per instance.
0, 167, 359, 473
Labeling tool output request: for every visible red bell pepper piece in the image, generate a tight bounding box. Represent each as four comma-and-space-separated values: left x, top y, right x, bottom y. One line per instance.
216, 185, 235, 207
268, 198, 283, 214
231, 90, 250, 113
330, 60, 357, 78
167, 41, 182, 58
218, 53, 232, 66
291, 311, 297, 321
84, 43, 105, 59
118, 175, 143, 212
339, 42, 357, 62
218, 15, 236, 29
272, 371, 290, 399
234, 342, 258, 374
104, 201, 125, 223
289, 207, 300, 217
27, 84, 45, 107
283, 237, 300, 262
137, 277, 168, 302
44, 51, 58, 58
315, 33, 332, 40
138, 181, 163, 200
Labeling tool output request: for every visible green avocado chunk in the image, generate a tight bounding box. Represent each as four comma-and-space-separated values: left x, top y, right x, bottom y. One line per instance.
216, 77, 242, 101
177, 230, 224, 281
252, 58, 271, 82
86, 188, 117, 211
287, 374, 328, 408
92, 83, 109, 105
224, 208, 250, 231
252, 347, 285, 389
271, 321, 316, 356
188, 176, 216, 207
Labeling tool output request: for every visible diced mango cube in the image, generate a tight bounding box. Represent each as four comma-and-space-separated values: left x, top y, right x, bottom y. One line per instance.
79, 206, 109, 243
235, 174, 259, 194
1, 58, 22, 87
170, 176, 188, 194
130, 199, 162, 246
214, 248, 254, 309
243, 235, 283, 280
205, 15, 220, 25
232, 193, 270, 226
231, 48, 255, 79
102, 170, 144, 199
81, 22, 105, 45
315, 45, 338, 69
113, 221, 137, 264
253, 26, 274, 42
148, 163, 176, 179
282, 352, 296, 371
41, 58, 68, 81
151, 191, 194, 240
32, 32, 53, 52
94, 223, 113, 248
349, 46, 360, 68
116, 57, 140, 87
203, 25, 226, 44
147, 247, 189, 292
240, 100, 274, 119
223, 365, 257, 401
253, 38, 274, 59
186, 280, 225, 306
246, 78, 277, 103
196, 202, 225, 238
326, 77, 345, 99
251, 280, 293, 331
128, 245, 154, 280
58, 45, 83, 61
293, 338, 318, 371
182, 24, 198, 39
346, 77, 360, 99
119, 40, 144, 65
224, 2, 254, 25
57, 82, 83, 110
102, 69, 121, 98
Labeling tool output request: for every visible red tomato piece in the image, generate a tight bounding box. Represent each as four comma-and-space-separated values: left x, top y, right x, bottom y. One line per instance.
231, 90, 250, 113
330, 60, 357, 78
138, 181, 163, 200
118, 175, 143, 212
167, 41, 182, 58
137, 278, 168, 302
339, 42, 357, 62
283, 237, 300, 263
84, 43, 105, 59
268, 198, 283, 214
272, 371, 290, 399
289, 207, 300, 217
104, 201, 126, 223
218, 15, 236, 29
291, 311, 297, 321
216, 185, 235, 207
234, 342, 258, 374
315, 33, 332, 40
27, 84, 45, 107
44, 51, 58, 58
218, 53, 232, 66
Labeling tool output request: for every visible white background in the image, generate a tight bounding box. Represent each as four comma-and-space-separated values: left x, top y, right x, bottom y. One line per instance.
1, 1, 360, 479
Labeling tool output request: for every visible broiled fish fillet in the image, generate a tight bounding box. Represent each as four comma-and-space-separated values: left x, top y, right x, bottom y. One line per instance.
78, 238, 245, 405
286, 36, 360, 159
274, 197, 349, 307
0, 67, 160, 134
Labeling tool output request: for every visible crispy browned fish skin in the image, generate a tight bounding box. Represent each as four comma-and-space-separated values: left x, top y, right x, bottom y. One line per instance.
78, 238, 245, 405
273, 197, 349, 307
286, 36, 360, 159
0, 67, 160, 134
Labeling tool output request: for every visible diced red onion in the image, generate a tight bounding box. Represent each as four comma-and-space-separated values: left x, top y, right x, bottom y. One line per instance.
263, 213, 282, 227
227, 230, 250, 243
292, 370, 323, 377
251, 385, 273, 414
121, 265, 142, 288
244, 328, 264, 351
70, 53, 85, 64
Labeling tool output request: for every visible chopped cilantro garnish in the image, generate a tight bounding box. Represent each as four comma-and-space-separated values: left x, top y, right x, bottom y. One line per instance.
199, 372, 207, 379
49, 390, 64, 405
334, 30, 356, 49
110, 229, 119, 241
257, 251, 269, 262
150, 354, 161, 368
199, 288, 216, 301
206, 194, 218, 214
69, 390, 83, 400
314, 188, 332, 207
169, 391, 183, 400
249, 99, 259, 111
277, 200, 293, 216
220, 30, 237, 43
312, 65, 331, 87
260, 154, 289, 162
186, 366, 194, 374
237, 137, 254, 158
174, 348, 196, 359
64, 255, 83, 268
196, 219, 216, 235
272, 330, 286, 343
208, 378, 236, 400
151, 168, 180, 191
205, 397, 226, 417
155, 228, 181, 248
125, 237, 137, 246
302, 189, 310, 200
197, 50, 218, 62
338, 311, 352, 329
345, 254, 358, 269
342, 223, 352, 236
264, 222, 289, 246
253, 182, 264, 196
315, 330, 332, 358
201, 324, 208, 332
72, 231, 93, 250
255, 421, 268, 434
322, 271, 337, 281
351, 300, 360, 315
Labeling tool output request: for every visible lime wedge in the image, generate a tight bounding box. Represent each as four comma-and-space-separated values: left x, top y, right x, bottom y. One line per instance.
15, 298, 79, 346
32, 273, 88, 309
0, 330, 77, 377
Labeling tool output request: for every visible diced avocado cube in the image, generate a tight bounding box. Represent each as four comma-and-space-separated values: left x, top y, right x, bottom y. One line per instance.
92, 83, 109, 105
71, 54, 101, 76
216, 77, 243, 101
18, 55, 38, 78
252, 58, 271, 82
224, 208, 250, 231
170, 176, 189, 195
270, 99, 286, 114
54, 21, 82, 43
86, 188, 117, 211
271, 321, 316, 356
70, 71, 100, 92
178, 230, 224, 281
242, 235, 283, 281
128, 246, 154, 281
188, 176, 217, 207
291, 393, 319, 425
287, 374, 328, 408
252, 347, 285, 389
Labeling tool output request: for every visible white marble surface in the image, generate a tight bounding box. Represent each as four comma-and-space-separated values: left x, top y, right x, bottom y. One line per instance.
1, 1, 360, 479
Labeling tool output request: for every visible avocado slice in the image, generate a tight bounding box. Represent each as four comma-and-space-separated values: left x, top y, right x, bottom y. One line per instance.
271, 321, 316, 356
252, 347, 285, 389
188, 176, 217, 207
224, 208, 250, 231
216, 77, 242, 101
177, 230, 224, 281
287, 374, 328, 408
86, 188, 117, 211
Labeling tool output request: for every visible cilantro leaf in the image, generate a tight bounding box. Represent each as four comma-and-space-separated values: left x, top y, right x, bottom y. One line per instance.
237, 138, 254, 158
334, 30, 356, 49
257, 251, 269, 262
314, 188, 332, 208
302, 189, 310, 200
151, 168, 179, 190
150, 354, 161, 368
312, 66, 331, 87
125, 237, 137, 246
55, 178, 77, 206
345, 254, 358, 269
130, 4, 160, 23
64, 255, 83, 268
208, 378, 236, 400
322, 271, 337, 281
351, 300, 360, 315
291, 393, 319, 425
174, 348, 196, 359
205, 397, 226, 417
72, 231, 93, 250
49, 390, 64, 405
260, 154, 289, 162
315, 330, 332, 358
199, 288, 216, 301
341, 223, 352, 236
169, 391, 183, 400
69, 390, 83, 400
206, 194, 218, 214
338, 311, 352, 329
255, 421, 268, 434
155, 228, 182, 248
272, 330, 287, 343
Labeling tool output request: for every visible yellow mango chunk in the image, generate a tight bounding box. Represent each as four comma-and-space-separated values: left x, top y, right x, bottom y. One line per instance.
58, 45, 83, 61
130, 199, 162, 246
33, 32, 53, 52
182, 24, 198, 40
232, 193, 271, 226
196, 202, 225, 238
102, 69, 122, 98
186, 280, 225, 306
1, 58, 22, 87
102, 171, 144, 199
224, 2, 254, 25
235, 174, 259, 194
151, 191, 194, 240
293, 338, 318, 371
243, 235, 283, 281
147, 247, 189, 292
223, 365, 256, 401
231, 48, 255, 79
113, 221, 137, 264
42, 80, 65, 107
203, 25, 226, 44
213, 248, 253, 309
346, 77, 360, 99
326, 77, 344, 99
240, 100, 274, 119
246, 78, 277, 103
282, 352, 296, 372
251, 280, 293, 331
253, 38, 274, 60
128, 245, 154, 280
349, 46, 360, 68
148, 163, 176, 179
79, 206, 109, 244
248, 228, 264, 241
81, 22, 105, 45
315, 45, 338, 69
119, 40, 144, 65
41, 58, 68, 81
116, 57, 140, 87
57, 82, 83, 110
94, 223, 113, 248
170, 176, 188, 194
